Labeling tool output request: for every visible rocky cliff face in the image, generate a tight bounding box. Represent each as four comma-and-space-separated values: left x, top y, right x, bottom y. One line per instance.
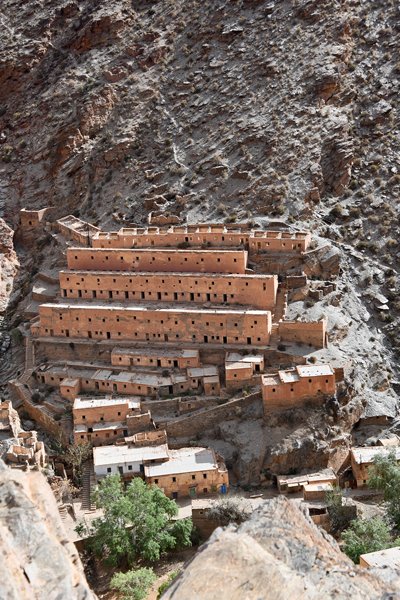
0, 460, 96, 600
0, 0, 398, 476
164, 497, 400, 599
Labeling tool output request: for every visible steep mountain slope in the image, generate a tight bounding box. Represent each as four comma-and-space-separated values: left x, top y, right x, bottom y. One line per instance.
0, 0, 399, 441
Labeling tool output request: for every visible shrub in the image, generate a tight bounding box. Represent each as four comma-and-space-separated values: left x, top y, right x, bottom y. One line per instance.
157, 570, 180, 599
110, 568, 156, 600
342, 517, 399, 564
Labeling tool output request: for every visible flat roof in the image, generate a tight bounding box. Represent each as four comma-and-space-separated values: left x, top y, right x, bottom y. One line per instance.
60, 378, 80, 387
60, 269, 275, 280
226, 362, 253, 371
41, 302, 269, 316
262, 364, 334, 387
360, 546, 400, 568
73, 397, 140, 410
68, 247, 246, 255
112, 347, 199, 359
75, 421, 126, 433
351, 446, 400, 465
304, 483, 333, 492
226, 353, 264, 364
92, 369, 187, 386
187, 366, 219, 377
296, 365, 334, 378
277, 468, 337, 486
145, 447, 218, 477
93, 443, 169, 466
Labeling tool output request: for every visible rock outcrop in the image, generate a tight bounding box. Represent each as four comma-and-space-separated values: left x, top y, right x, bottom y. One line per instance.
0, 218, 18, 312
0, 460, 96, 600
164, 497, 400, 599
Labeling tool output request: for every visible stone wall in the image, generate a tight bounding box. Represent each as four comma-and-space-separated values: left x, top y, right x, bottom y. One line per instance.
163, 392, 261, 438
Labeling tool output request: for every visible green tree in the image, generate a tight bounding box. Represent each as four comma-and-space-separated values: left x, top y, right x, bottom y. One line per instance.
110, 567, 156, 600
342, 517, 399, 563
368, 451, 400, 527
63, 443, 92, 486
325, 487, 353, 533
87, 476, 192, 566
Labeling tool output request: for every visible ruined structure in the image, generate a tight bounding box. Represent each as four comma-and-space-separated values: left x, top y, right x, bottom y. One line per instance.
0, 401, 46, 470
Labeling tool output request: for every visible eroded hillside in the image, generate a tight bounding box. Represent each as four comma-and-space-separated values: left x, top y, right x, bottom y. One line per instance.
0, 0, 399, 466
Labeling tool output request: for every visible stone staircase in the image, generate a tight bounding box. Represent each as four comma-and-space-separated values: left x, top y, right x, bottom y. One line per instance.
81, 461, 96, 512
273, 283, 288, 323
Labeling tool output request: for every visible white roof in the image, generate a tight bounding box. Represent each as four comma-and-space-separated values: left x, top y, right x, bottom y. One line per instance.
351, 446, 400, 465
145, 447, 218, 477
73, 397, 140, 410
187, 366, 218, 377
112, 347, 199, 359
41, 302, 269, 316
93, 443, 169, 467
226, 361, 253, 371
226, 353, 264, 364
360, 546, 400, 568
296, 365, 334, 378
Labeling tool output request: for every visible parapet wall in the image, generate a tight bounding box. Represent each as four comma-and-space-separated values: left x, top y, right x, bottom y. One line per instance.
66, 248, 248, 274
57, 215, 101, 245
92, 225, 310, 253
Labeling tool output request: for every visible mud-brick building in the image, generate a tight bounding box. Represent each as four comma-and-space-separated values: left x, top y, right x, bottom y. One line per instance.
93, 443, 170, 478
111, 347, 200, 369
144, 447, 229, 499
350, 447, 400, 487
91, 224, 311, 254
66, 248, 248, 274
34, 303, 272, 346
72, 396, 144, 446
262, 364, 336, 410
225, 353, 264, 389
58, 270, 278, 311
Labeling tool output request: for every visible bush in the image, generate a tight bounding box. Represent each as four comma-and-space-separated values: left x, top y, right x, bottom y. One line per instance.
342, 517, 399, 564
157, 570, 179, 599
207, 497, 252, 527
110, 568, 156, 600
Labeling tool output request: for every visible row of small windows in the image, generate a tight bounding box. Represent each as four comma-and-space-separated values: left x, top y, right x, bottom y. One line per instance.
43, 328, 262, 344
64, 277, 253, 288
270, 379, 331, 392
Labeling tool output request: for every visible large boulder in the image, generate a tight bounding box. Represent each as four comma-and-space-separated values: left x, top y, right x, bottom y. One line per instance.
164, 497, 400, 599
0, 460, 96, 600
